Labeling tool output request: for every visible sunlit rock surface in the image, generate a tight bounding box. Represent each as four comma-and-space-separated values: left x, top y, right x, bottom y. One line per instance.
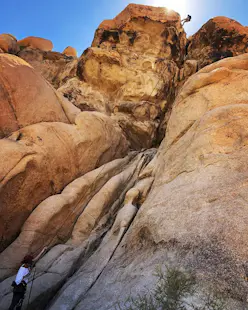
18, 48, 78, 89
2, 4, 248, 310
187, 16, 248, 68
0, 53, 69, 138
62, 46, 77, 57
59, 4, 187, 148
0, 33, 19, 54
17, 36, 53, 51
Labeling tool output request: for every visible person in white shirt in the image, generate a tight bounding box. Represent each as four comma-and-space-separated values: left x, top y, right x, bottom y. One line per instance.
8, 247, 47, 310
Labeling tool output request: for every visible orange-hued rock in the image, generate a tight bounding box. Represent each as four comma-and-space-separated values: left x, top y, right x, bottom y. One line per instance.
63, 46, 77, 57
0, 33, 19, 54
17, 36, 53, 51
0, 112, 129, 252
76, 46, 180, 148
18, 48, 77, 88
0, 54, 69, 138
187, 17, 248, 69
99, 3, 180, 29
60, 4, 186, 148
93, 3, 185, 64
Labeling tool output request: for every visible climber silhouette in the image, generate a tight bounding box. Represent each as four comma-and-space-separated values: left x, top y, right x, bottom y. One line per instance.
8, 247, 47, 310
182, 15, 192, 26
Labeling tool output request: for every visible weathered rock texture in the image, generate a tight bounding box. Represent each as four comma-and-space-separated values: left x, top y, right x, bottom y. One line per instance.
57, 78, 108, 112
0, 34, 19, 54
18, 48, 78, 89
0, 153, 135, 279
0, 54, 69, 138
133, 53, 248, 259
11, 53, 245, 310
0, 150, 155, 310
3, 4, 248, 310
187, 16, 248, 69
0, 112, 128, 252
70, 54, 248, 310
58, 3, 187, 148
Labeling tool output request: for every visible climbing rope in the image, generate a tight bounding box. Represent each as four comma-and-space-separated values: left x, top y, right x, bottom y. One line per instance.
26, 266, 36, 309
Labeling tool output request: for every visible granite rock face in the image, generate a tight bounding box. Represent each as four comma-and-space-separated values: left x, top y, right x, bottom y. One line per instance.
59, 4, 187, 148
45, 53, 248, 310
0, 112, 129, 253
2, 5, 248, 310
0, 53, 69, 138
186, 17, 248, 68
18, 48, 78, 89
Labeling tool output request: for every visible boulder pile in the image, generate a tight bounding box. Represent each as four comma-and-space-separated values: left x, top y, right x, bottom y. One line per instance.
1, 4, 248, 310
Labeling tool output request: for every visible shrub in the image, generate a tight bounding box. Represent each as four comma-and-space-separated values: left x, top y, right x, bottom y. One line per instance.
115, 266, 226, 310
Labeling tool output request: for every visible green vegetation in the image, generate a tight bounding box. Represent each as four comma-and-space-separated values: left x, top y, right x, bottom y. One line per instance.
19, 45, 26, 51
115, 266, 226, 310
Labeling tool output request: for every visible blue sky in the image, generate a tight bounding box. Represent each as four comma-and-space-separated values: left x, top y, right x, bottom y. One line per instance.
1, 0, 248, 56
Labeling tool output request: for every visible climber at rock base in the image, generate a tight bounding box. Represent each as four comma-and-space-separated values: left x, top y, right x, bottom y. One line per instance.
182, 15, 192, 26
8, 247, 47, 310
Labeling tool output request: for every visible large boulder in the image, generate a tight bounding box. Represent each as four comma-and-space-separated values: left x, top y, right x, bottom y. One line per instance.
0, 54, 70, 138
17, 36, 53, 51
93, 3, 185, 64
63, 46, 77, 57
18, 48, 78, 89
187, 17, 248, 69
0, 34, 19, 54
60, 4, 186, 149
0, 112, 129, 251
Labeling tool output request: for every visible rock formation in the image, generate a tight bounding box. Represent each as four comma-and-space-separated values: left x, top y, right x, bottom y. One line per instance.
0, 34, 77, 89
2, 4, 248, 310
0, 111, 128, 253
42, 52, 248, 310
58, 3, 187, 148
62, 46, 77, 57
0, 150, 155, 310
18, 48, 78, 89
186, 17, 248, 68
0, 34, 19, 54
17, 36, 53, 51
0, 54, 69, 138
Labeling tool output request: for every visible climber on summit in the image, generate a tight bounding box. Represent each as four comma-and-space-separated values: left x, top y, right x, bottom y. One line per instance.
8, 247, 47, 310
182, 15, 192, 26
